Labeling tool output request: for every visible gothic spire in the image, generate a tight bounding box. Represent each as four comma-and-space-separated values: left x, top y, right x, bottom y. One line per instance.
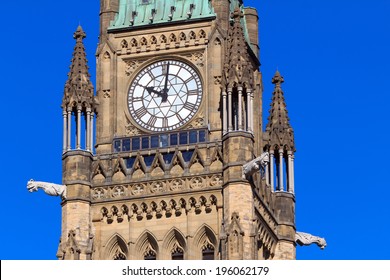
265, 71, 295, 151
222, 6, 253, 89
62, 25, 96, 111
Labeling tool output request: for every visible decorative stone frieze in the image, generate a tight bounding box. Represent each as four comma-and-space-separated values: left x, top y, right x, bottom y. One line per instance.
91, 173, 222, 201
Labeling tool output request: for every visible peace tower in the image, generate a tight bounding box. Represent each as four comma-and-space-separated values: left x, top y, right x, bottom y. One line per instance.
57, 0, 298, 260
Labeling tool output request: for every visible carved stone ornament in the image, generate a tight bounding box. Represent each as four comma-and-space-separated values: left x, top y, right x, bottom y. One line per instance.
132, 184, 145, 195
186, 114, 204, 129
210, 175, 223, 187
190, 177, 204, 189
103, 89, 111, 99
170, 179, 184, 191
242, 152, 269, 179
27, 179, 67, 200
125, 60, 140, 76
93, 187, 106, 199
126, 123, 141, 136
214, 76, 222, 85
112, 186, 125, 198
183, 52, 204, 67
295, 231, 327, 249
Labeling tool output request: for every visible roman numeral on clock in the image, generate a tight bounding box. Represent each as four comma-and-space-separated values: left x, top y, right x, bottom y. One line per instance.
147, 116, 157, 127
184, 102, 196, 112
162, 118, 168, 128
132, 97, 143, 102
135, 107, 148, 118
188, 90, 198, 95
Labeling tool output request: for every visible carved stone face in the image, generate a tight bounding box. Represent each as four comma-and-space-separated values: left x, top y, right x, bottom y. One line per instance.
27, 179, 38, 192
261, 153, 270, 167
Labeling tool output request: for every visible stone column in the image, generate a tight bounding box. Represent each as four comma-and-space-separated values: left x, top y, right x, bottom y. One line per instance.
67, 109, 71, 150
76, 107, 81, 150
63, 110, 68, 153
90, 113, 94, 152
222, 91, 227, 134
278, 149, 284, 191
86, 108, 91, 151
238, 87, 243, 130
228, 88, 233, 132
269, 150, 274, 190
247, 89, 252, 132
290, 153, 295, 193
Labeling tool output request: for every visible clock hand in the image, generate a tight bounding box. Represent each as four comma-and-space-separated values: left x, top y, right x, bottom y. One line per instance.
161, 62, 170, 103
145, 86, 168, 103
145, 86, 162, 96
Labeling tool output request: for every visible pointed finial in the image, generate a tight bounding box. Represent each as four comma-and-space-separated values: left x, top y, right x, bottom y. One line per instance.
272, 70, 284, 85
74, 25, 86, 40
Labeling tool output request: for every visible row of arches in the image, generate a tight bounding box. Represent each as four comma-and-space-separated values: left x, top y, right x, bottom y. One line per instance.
119, 30, 207, 50
92, 147, 223, 184
99, 195, 218, 223
104, 226, 218, 260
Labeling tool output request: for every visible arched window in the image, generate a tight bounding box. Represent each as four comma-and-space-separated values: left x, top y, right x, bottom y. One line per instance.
144, 247, 157, 260
113, 249, 126, 260
202, 243, 215, 260
171, 243, 184, 260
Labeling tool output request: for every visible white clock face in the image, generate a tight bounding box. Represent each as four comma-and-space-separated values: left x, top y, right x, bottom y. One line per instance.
128, 60, 202, 132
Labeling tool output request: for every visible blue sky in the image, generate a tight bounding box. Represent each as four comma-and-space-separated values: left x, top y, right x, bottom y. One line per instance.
0, 0, 389, 260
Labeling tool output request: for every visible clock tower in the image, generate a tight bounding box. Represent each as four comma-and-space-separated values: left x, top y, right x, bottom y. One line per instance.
58, 0, 297, 260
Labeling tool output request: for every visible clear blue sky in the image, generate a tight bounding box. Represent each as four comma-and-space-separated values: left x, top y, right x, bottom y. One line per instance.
1, 0, 389, 260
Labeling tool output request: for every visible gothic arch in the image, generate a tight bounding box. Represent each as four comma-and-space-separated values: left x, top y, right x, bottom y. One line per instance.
120, 39, 128, 49
104, 233, 128, 260
140, 37, 147, 46
130, 38, 138, 47
159, 34, 167, 44
199, 29, 206, 39
162, 227, 187, 260
150, 35, 157, 45
193, 224, 218, 259
189, 31, 196, 40
179, 32, 186, 41
134, 230, 159, 260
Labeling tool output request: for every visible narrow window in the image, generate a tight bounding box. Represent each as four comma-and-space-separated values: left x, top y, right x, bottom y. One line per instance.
171, 247, 184, 260
202, 244, 215, 260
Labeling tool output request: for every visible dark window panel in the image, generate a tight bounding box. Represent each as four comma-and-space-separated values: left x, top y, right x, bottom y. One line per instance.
160, 134, 169, 147
182, 150, 194, 162
179, 132, 188, 145
170, 133, 178, 145
189, 130, 197, 144
143, 155, 155, 167
151, 136, 159, 148
199, 130, 206, 142
125, 157, 136, 169
162, 152, 174, 165
132, 138, 140, 150
122, 139, 131, 151
114, 140, 121, 152
142, 137, 150, 149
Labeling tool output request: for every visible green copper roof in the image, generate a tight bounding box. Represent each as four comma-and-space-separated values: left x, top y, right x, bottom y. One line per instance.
109, 0, 216, 30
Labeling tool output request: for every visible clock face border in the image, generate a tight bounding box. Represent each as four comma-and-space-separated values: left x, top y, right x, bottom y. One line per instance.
128, 59, 203, 132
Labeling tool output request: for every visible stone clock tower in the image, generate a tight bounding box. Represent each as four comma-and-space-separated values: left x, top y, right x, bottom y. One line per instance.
57, 0, 297, 260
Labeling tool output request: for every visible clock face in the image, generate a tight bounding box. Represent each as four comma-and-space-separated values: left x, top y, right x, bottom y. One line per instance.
128, 60, 202, 132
